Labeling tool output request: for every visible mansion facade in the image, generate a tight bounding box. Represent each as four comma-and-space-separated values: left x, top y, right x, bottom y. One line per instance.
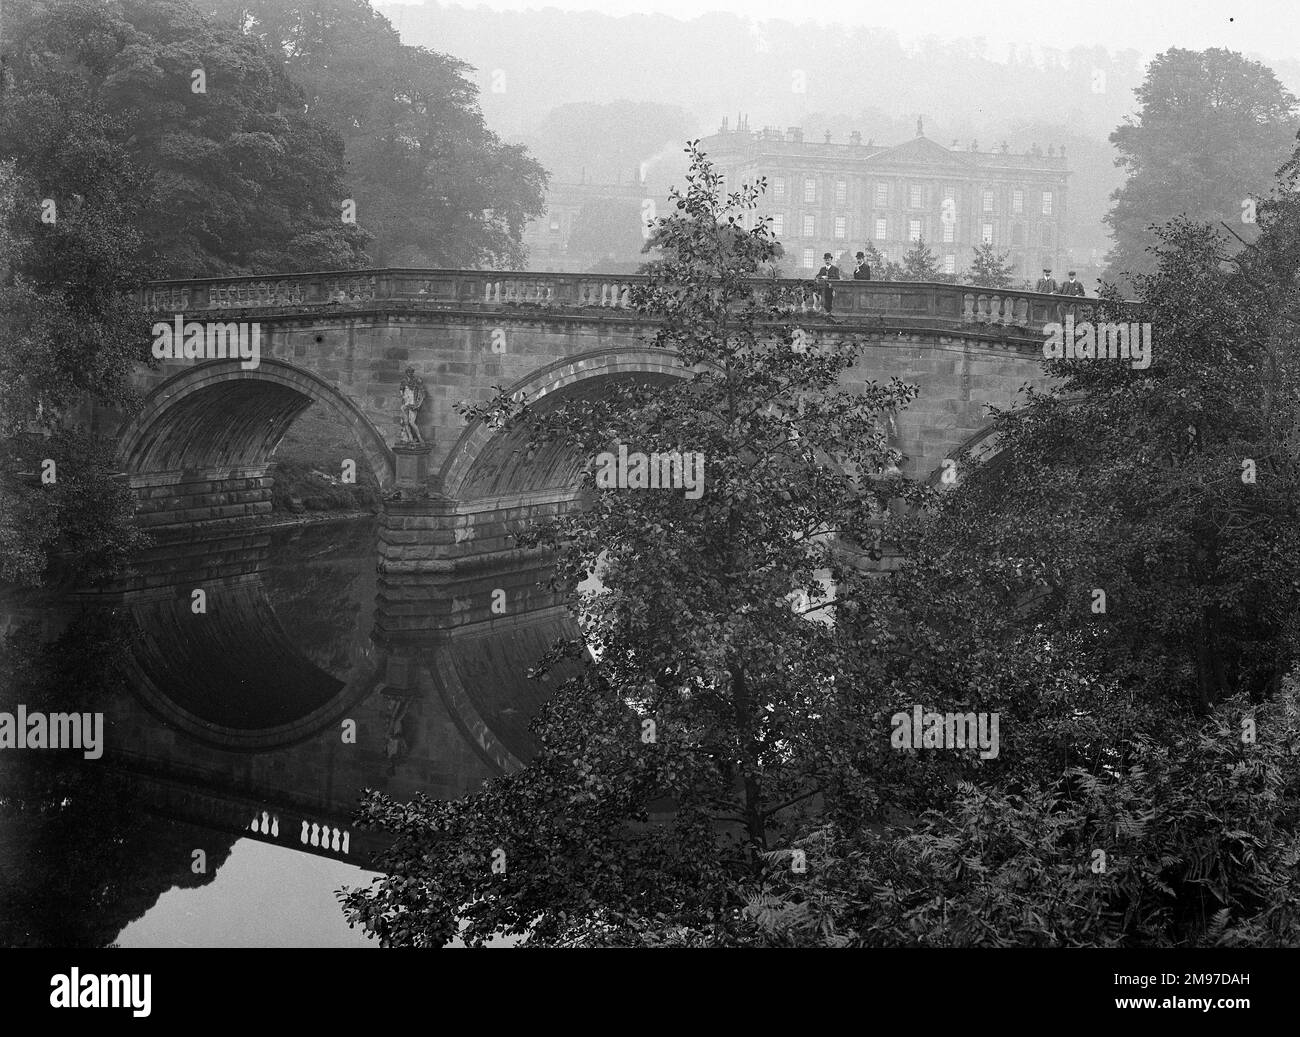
702, 116, 1072, 280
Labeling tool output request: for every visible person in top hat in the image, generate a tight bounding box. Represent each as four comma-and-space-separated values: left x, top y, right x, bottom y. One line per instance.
852, 251, 871, 280
1035, 268, 1057, 294
1057, 270, 1085, 297
814, 251, 842, 317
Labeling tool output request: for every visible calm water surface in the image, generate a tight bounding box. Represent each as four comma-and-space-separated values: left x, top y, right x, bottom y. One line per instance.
0, 517, 557, 947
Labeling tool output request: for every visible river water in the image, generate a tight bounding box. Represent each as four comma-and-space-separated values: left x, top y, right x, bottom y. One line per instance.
0, 517, 553, 947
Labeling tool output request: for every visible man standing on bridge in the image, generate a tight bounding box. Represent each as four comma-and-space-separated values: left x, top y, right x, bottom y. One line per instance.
1057, 270, 1086, 297
814, 252, 842, 320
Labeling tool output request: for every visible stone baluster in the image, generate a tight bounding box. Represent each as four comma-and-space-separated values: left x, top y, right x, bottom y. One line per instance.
996, 295, 1013, 325
962, 293, 975, 323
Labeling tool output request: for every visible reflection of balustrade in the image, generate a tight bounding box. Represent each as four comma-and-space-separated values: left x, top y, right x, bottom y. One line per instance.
249, 810, 280, 837
300, 819, 351, 854
246, 809, 350, 855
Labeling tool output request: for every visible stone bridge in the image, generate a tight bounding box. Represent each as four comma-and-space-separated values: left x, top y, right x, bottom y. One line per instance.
107, 268, 1092, 631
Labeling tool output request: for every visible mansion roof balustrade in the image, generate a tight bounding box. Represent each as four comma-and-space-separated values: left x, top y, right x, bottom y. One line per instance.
133, 268, 1111, 339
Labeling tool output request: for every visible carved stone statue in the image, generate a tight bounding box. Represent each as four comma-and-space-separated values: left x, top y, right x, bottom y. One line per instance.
398, 366, 426, 445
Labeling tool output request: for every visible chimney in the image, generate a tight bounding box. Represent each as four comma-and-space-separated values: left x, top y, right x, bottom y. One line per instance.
721, 115, 729, 133
850, 131, 862, 146
788, 126, 803, 143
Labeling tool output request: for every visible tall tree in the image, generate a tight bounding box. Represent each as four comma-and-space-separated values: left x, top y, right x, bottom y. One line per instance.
967, 240, 1015, 287
1104, 47, 1298, 291
209, 0, 547, 268
340, 143, 920, 946
2, 0, 367, 277
898, 236, 940, 281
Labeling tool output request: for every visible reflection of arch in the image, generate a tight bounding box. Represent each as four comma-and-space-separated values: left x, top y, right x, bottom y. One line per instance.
425, 609, 587, 774
119, 358, 395, 490
109, 526, 385, 752
440, 347, 691, 499
122, 580, 385, 752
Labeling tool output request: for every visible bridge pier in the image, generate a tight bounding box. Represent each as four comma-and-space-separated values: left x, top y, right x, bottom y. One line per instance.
376, 490, 579, 638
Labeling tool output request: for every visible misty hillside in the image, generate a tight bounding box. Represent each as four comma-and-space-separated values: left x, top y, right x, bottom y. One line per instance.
377, 3, 1300, 268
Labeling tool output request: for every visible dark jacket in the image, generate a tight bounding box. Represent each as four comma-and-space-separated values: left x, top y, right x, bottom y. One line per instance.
1035, 276, 1057, 293
852, 262, 871, 280
816, 264, 842, 281
1057, 279, 1085, 297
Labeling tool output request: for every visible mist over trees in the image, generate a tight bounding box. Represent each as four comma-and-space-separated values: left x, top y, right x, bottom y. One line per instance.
205, 0, 548, 267
380, 4, 1165, 264
519, 101, 696, 187
1104, 48, 1300, 290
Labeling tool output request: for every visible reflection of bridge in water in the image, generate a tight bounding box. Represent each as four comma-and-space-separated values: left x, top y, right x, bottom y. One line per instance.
62, 518, 583, 873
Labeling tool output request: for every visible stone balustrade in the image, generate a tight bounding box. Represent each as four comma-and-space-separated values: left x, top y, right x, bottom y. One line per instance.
132, 268, 1117, 335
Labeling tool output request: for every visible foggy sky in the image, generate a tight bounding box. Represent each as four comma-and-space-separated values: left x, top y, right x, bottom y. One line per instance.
391, 0, 1300, 67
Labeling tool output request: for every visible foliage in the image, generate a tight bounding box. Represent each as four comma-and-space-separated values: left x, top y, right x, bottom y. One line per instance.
898, 236, 941, 281
210, 0, 546, 268
1104, 47, 1299, 291
967, 240, 1015, 287
340, 141, 921, 946
0, 104, 151, 583
3, 0, 368, 277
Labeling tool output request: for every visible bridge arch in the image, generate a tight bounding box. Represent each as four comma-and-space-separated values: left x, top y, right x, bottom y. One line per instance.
927, 422, 1007, 489
440, 346, 692, 499
119, 358, 395, 490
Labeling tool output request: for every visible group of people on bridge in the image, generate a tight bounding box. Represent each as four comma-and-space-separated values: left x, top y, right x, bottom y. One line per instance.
808, 250, 1089, 318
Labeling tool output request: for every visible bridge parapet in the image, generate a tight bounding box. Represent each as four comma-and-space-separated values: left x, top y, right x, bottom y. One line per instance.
134, 268, 1109, 335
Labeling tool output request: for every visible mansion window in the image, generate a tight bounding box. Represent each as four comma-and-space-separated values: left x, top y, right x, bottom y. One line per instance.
982, 190, 995, 213
909, 184, 923, 209
834, 216, 847, 239
875, 182, 888, 206
942, 221, 955, 243
1012, 189, 1024, 214
981, 222, 994, 245
835, 179, 847, 204
1041, 191, 1053, 215
773, 177, 786, 200
803, 177, 817, 203
803, 214, 815, 236
773, 213, 784, 235
875, 217, 887, 240
908, 218, 922, 242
